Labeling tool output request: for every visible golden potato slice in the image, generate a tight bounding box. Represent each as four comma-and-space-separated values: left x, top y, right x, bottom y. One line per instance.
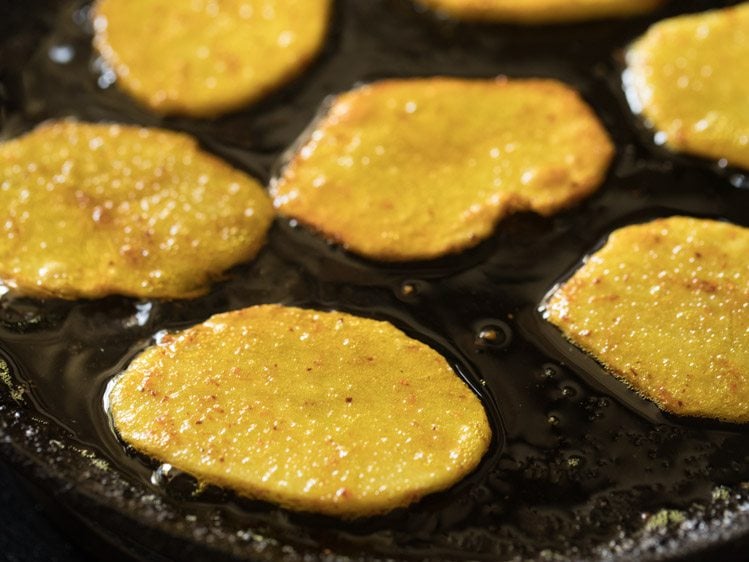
92, 0, 331, 117
545, 217, 749, 423
625, 4, 749, 169
272, 78, 614, 261
109, 305, 492, 517
414, 0, 663, 24
0, 120, 273, 300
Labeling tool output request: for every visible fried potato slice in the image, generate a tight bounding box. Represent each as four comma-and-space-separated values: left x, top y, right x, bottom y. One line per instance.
0, 121, 273, 300
109, 305, 492, 517
545, 217, 749, 423
93, 0, 331, 117
625, 4, 749, 170
272, 78, 614, 261
414, 0, 663, 24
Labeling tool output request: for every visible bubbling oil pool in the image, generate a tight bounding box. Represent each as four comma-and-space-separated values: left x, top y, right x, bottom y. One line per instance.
1, 0, 749, 560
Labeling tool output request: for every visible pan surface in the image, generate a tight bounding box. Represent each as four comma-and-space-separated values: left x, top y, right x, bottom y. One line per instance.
1, 0, 749, 560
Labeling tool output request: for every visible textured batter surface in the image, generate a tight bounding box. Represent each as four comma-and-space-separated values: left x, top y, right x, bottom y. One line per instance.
93, 0, 331, 117
626, 4, 749, 170
110, 305, 492, 517
414, 0, 663, 24
545, 217, 749, 423
272, 78, 614, 261
0, 121, 273, 299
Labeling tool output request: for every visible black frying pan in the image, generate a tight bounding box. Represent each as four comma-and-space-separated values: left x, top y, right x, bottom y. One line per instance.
1, 0, 749, 560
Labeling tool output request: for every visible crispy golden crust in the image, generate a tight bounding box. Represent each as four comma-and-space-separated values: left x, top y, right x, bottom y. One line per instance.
0, 121, 273, 300
110, 305, 492, 518
545, 217, 749, 423
415, 0, 664, 24
626, 4, 749, 170
92, 0, 331, 117
272, 78, 614, 262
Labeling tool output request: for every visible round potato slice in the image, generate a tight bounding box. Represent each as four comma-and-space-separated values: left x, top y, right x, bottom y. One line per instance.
109, 305, 492, 517
0, 120, 273, 300
414, 0, 664, 24
544, 216, 749, 423
92, 0, 331, 117
625, 4, 749, 170
272, 78, 614, 261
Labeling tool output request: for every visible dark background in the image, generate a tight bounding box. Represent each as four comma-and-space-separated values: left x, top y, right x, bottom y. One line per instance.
0, 463, 90, 561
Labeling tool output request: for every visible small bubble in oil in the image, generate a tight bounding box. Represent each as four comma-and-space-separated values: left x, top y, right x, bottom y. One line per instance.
91, 57, 117, 89
72, 5, 92, 27
123, 301, 154, 328
547, 414, 560, 427
567, 454, 584, 468
151, 463, 174, 486
399, 280, 424, 299
151, 464, 202, 498
48, 44, 74, 65
561, 385, 577, 398
475, 322, 512, 350
542, 363, 562, 379
401, 283, 416, 297
730, 174, 748, 190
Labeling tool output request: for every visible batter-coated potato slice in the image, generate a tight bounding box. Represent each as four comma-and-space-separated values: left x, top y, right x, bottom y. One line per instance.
414, 0, 664, 24
0, 121, 273, 300
545, 217, 749, 423
626, 4, 749, 170
93, 0, 331, 117
109, 305, 492, 517
272, 78, 614, 261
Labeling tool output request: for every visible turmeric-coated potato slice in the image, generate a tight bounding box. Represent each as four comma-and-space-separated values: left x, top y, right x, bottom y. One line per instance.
109, 305, 492, 517
544, 217, 749, 423
272, 78, 614, 261
0, 121, 273, 300
626, 4, 749, 169
414, 0, 664, 24
93, 0, 331, 117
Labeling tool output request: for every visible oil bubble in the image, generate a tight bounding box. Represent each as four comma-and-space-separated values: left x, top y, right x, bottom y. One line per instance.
475, 321, 512, 350
401, 283, 417, 297
48, 44, 75, 65
542, 363, 563, 379
91, 57, 117, 89
566, 454, 585, 468
730, 174, 748, 189
398, 280, 425, 300
561, 385, 577, 398
151, 462, 174, 486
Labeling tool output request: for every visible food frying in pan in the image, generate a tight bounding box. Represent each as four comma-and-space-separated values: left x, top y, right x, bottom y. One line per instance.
625, 2, 749, 170
92, 0, 332, 117
544, 216, 749, 423
0, 120, 273, 299
272, 77, 614, 261
108, 304, 492, 518
413, 0, 664, 24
